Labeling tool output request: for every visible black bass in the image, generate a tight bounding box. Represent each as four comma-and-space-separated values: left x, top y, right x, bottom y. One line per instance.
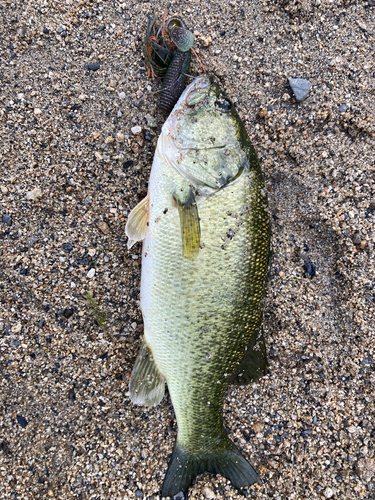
125, 75, 271, 497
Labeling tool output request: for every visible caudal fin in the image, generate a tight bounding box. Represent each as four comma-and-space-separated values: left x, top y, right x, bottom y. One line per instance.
162, 439, 259, 498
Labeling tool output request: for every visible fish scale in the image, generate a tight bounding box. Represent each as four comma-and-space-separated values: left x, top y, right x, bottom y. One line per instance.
143, 167, 269, 451
126, 75, 271, 496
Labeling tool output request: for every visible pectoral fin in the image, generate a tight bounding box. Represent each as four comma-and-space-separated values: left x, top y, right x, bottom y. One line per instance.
174, 188, 201, 259
229, 325, 268, 386
125, 196, 150, 249
129, 340, 165, 406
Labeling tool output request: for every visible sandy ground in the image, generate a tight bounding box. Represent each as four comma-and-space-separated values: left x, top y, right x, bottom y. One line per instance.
1, 0, 375, 499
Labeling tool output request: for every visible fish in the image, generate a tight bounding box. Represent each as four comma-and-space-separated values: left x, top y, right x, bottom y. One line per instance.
125, 74, 271, 497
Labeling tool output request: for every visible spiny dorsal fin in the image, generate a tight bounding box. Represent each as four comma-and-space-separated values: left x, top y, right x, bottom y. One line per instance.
173, 188, 200, 259
125, 196, 150, 249
129, 340, 165, 407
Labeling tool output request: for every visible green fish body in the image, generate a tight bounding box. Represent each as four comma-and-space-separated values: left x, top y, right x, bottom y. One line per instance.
125, 75, 271, 497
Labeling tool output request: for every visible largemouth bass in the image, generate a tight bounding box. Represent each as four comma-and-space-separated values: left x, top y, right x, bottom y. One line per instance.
125, 75, 271, 497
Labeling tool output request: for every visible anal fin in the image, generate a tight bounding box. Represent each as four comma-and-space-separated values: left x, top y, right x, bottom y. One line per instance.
129, 340, 165, 406
174, 187, 200, 259
229, 325, 268, 386
125, 196, 150, 249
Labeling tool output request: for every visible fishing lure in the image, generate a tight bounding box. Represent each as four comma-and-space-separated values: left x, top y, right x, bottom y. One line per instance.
144, 12, 205, 114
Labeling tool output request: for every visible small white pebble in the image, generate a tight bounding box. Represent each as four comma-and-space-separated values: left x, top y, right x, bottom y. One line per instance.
25, 188, 43, 201
87, 269, 95, 279
202, 486, 216, 499
324, 488, 334, 499
131, 125, 142, 135
118, 92, 125, 99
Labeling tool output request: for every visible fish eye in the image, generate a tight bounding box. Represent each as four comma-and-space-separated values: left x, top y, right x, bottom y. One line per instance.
185, 78, 211, 106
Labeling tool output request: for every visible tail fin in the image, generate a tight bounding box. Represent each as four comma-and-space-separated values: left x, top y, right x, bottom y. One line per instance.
162, 439, 259, 497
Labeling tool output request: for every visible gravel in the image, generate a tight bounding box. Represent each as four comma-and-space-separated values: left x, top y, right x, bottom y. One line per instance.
288, 77, 312, 102
1, 0, 374, 499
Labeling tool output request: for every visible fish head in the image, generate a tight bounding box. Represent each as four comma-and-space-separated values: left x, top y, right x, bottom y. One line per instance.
159, 76, 249, 195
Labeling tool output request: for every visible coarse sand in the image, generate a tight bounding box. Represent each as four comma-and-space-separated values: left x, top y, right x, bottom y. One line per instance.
0, 0, 374, 499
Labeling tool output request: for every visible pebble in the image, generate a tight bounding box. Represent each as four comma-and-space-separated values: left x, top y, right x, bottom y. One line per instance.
352, 232, 361, 245
86, 63, 100, 71
288, 77, 312, 102
43, 27, 49, 34
26, 236, 39, 248
304, 261, 316, 277
199, 35, 212, 47
361, 355, 374, 365
323, 488, 334, 498
2, 214, 12, 225
259, 108, 267, 118
104, 136, 114, 144
16, 416, 28, 428
116, 132, 125, 143
145, 114, 157, 128
98, 221, 110, 234
202, 486, 216, 499
369, 200, 375, 210
25, 188, 42, 201
12, 323, 22, 334
62, 243, 73, 253
87, 268, 95, 279
173, 493, 185, 500
118, 92, 126, 99
131, 125, 142, 135
0, 185, 8, 194
34, 108, 42, 115
356, 458, 375, 482
59, 308, 74, 319
338, 103, 348, 113
252, 421, 264, 433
